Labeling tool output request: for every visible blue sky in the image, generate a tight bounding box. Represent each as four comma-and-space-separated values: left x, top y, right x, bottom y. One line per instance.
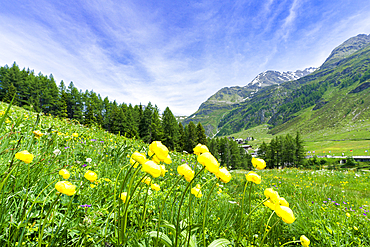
1, 0, 370, 115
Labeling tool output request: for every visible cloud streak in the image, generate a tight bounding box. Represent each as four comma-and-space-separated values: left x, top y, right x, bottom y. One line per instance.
1, 0, 370, 115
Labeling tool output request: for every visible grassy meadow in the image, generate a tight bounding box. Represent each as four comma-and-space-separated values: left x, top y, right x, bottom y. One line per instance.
0, 102, 369, 246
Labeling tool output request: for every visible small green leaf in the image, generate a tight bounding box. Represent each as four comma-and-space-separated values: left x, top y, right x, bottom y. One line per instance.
148, 231, 172, 247
208, 238, 232, 247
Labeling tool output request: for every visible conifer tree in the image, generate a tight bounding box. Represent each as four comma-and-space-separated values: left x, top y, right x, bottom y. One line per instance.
178, 122, 186, 152
139, 102, 153, 143
208, 138, 220, 160
58, 91, 68, 118
295, 131, 305, 167
110, 102, 123, 134
162, 107, 179, 150
84, 103, 96, 126
102, 97, 112, 130
3, 83, 17, 105
196, 122, 207, 145
185, 121, 197, 153
151, 106, 164, 142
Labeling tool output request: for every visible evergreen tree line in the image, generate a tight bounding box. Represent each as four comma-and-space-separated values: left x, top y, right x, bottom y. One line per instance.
0, 62, 209, 152
207, 137, 253, 170
257, 132, 305, 168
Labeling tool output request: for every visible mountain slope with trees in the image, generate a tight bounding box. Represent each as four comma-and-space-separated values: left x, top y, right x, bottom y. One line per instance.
183, 67, 316, 137
214, 34, 370, 139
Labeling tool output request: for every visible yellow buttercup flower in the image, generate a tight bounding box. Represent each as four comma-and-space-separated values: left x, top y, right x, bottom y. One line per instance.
160, 165, 168, 177
245, 171, 261, 184
191, 184, 202, 198
148, 150, 161, 164
120, 192, 129, 203
193, 144, 209, 156
215, 167, 232, 183
84, 170, 98, 182
264, 188, 280, 204
346, 212, 350, 218
151, 183, 161, 191
72, 133, 79, 137
275, 205, 296, 224
197, 152, 220, 174
33, 130, 44, 138
55, 181, 76, 196
252, 157, 266, 170
142, 176, 152, 185
15, 150, 34, 164
177, 164, 195, 182
279, 197, 289, 207
142, 160, 161, 178
300, 235, 310, 247
149, 141, 169, 161
131, 151, 147, 166
59, 169, 70, 179
164, 154, 172, 164
263, 199, 276, 210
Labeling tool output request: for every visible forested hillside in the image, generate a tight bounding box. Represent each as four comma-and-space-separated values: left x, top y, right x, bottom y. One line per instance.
0, 62, 261, 169
0, 62, 199, 151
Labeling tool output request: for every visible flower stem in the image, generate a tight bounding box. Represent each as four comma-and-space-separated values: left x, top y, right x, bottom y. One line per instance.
38, 193, 61, 247
247, 182, 253, 243
174, 166, 205, 247
280, 240, 300, 246
202, 181, 218, 247
155, 176, 182, 246
260, 212, 281, 245
236, 180, 249, 246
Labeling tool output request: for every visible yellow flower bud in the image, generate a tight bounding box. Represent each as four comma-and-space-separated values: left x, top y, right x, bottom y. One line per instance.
15, 150, 34, 164
151, 183, 161, 191
191, 186, 202, 198
142, 160, 161, 178
149, 141, 169, 161
59, 169, 70, 179
252, 157, 266, 170
275, 205, 295, 224
84, 170, 98, 182
264, 188, 280, 204
160, 165, 168, 177
55, 181, 76, 196
142, 176, 152, 185
215, 167, 232, 183
164, 154, 172, 164
300, 235, 310, 247
197, 152, 220, 174
131, 151, 147, 166
177, 164, 195, 182
120, 192, 129, 203
33, 130, 44, 138
193, 144, 209, 155
245, 171, 261, 184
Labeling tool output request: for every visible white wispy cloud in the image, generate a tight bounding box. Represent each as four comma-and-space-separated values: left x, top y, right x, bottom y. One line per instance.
1, 0, 370, 115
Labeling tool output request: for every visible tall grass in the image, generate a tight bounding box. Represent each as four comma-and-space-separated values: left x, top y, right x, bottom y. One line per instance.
0, 102, 368, 246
